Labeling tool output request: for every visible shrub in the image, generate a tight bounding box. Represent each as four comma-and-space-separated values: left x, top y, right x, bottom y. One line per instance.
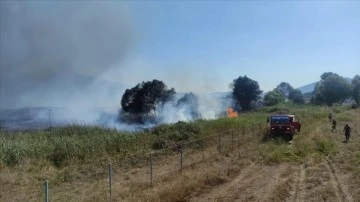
1, 147, 21, 166
313, 136, 338, 156
151, 121, 201, 142
48, 144, 68, 168
151, 139, 166, 150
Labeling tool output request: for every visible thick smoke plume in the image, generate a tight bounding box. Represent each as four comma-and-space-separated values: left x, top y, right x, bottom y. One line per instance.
0, 1, 234, 130
0, 1, 133, 109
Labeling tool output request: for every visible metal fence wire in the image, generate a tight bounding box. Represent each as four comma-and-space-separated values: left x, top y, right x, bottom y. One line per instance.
36, 122, 267, 202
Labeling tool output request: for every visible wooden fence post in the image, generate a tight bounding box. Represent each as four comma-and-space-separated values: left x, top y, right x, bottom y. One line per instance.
231, 130, 234, 150
259, 123, 262, 136
218, 133, 221, 154
180, 144, 183, 172
44, 180, 49, 202
252, 125, 255, 138
150, 153, 153, 186
202, 138, 205, 160
108, 163, 112, 202
242, 126, 245, 142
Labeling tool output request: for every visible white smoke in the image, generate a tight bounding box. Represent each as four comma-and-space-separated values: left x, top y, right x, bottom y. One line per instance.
0, 1, 235, 131
0, 1, 133, 109
157, 92, 232, 124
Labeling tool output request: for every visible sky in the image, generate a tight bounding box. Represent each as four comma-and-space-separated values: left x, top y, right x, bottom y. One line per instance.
107, 0, 360, 93
0, 0, 359, 110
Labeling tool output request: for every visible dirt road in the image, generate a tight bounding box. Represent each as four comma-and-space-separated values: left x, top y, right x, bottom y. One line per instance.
188, 115, 359, 202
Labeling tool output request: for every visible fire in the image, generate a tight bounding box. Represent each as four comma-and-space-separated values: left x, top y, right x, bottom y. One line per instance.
227, 107, 238, 118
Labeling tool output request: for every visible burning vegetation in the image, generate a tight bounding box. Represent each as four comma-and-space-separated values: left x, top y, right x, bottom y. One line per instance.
226, 107, 238, 118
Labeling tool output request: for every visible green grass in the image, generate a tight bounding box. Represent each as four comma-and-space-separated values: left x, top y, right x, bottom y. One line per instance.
0, 112, 267, 167
0, 103, 350, 168
257, 104, 342, 164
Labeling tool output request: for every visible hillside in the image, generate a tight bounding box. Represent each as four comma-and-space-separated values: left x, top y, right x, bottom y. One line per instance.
296, 77, 352, 94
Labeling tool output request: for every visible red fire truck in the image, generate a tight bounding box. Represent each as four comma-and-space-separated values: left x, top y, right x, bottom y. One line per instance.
269, 115, 301, 138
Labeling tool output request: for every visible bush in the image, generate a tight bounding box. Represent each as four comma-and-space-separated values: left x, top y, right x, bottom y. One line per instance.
351, 102, 359, 109
313, 136, 338, 156
1, 147, 21, 166
151, 121, 201, 142
151, 139, 166, 150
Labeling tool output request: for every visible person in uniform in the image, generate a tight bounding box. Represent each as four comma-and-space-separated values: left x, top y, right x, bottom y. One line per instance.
343, 124, 351, 142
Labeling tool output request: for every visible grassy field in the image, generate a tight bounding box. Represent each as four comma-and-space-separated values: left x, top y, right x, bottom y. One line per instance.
1, 104, 359, 201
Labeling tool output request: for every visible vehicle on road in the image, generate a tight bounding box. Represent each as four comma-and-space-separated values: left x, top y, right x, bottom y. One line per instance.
269, 114, 301, 139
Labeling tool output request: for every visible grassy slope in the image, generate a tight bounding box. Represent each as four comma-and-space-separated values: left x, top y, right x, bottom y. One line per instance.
1, 104, 359, 201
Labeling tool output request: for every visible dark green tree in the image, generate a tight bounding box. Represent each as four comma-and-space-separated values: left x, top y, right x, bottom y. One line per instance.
263, 89, 285, 106
311, 82, 323, 104
313, 72, 352, 105
288, 89, 304, 104
352, 75, 360, 105
276, 82, 294, 98
231, 75, 262, 110
121, 79, 175, 117
321, 72, 336, 80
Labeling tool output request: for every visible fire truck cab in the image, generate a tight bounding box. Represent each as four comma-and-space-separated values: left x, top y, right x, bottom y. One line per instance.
269, 115, 301, 138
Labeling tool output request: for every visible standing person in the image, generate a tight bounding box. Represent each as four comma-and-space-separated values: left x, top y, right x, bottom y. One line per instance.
328, 113, 333, 123
331, 119, 337, 132
343, 124, 351, 142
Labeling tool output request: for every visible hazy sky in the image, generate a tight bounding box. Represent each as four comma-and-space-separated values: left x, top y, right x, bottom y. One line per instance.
1, 1, 359, 109
108, 1, 359, 92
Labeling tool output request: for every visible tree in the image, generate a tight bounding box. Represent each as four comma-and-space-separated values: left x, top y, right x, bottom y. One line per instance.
352, 75, 360, 105
311, 82, 323, 104
231, 75, 262, 110
121, 79, 175, 117
263, 89, 285, 106
313, 72, 352, 105
276, 82, 294, 98
289, 89, 304, 104
321, 72, 336, 80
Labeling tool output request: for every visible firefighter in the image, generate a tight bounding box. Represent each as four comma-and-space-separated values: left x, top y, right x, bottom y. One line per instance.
328, 112, 333, 123
343, 124, 351, 142
331, 119, 337, 132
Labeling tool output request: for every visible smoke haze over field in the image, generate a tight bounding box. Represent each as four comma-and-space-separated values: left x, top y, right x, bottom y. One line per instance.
0, 1, 235, 129
0, 1, 133, 109
2, 1, 357, 130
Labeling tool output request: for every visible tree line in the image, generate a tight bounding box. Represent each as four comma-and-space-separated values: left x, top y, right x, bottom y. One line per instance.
120, 72, 360, 123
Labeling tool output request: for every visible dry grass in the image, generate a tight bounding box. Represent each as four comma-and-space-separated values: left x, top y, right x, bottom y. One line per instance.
0, 129, 260, 202
1, 106, 359, 202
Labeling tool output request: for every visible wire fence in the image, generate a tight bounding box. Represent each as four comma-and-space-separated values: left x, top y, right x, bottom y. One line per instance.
11, 122, 269, 202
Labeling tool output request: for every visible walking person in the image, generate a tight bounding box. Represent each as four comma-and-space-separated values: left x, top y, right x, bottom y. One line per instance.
343, 124, 351, 142
331, 119, 337, 132
328, 112, 333, 123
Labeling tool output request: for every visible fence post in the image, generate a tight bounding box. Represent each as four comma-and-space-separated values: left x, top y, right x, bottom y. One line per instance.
242, 126, 245, 142
259, 123, 262, 136
150, 153, 153, 186
108, 163, 112, 202
202, 139, 205, 160
231, 130, 234, 150
252, 125, 255, 138
180, 144, 183, 172
218, 133, 221, 154
44, 180, 49, 202
237, 128, 241, 146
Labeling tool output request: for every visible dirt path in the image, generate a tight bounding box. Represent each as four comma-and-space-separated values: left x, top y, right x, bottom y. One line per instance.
186, 111, 360, 202
189, 161, 293, 202
187, 156, 354, 202
295, 156, 352, 202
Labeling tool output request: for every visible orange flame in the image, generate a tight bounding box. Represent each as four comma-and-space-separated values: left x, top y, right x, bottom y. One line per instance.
227, 107, 238, 118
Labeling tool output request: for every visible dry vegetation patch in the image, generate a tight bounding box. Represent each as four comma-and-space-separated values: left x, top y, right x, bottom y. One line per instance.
1, 106, 360, 201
